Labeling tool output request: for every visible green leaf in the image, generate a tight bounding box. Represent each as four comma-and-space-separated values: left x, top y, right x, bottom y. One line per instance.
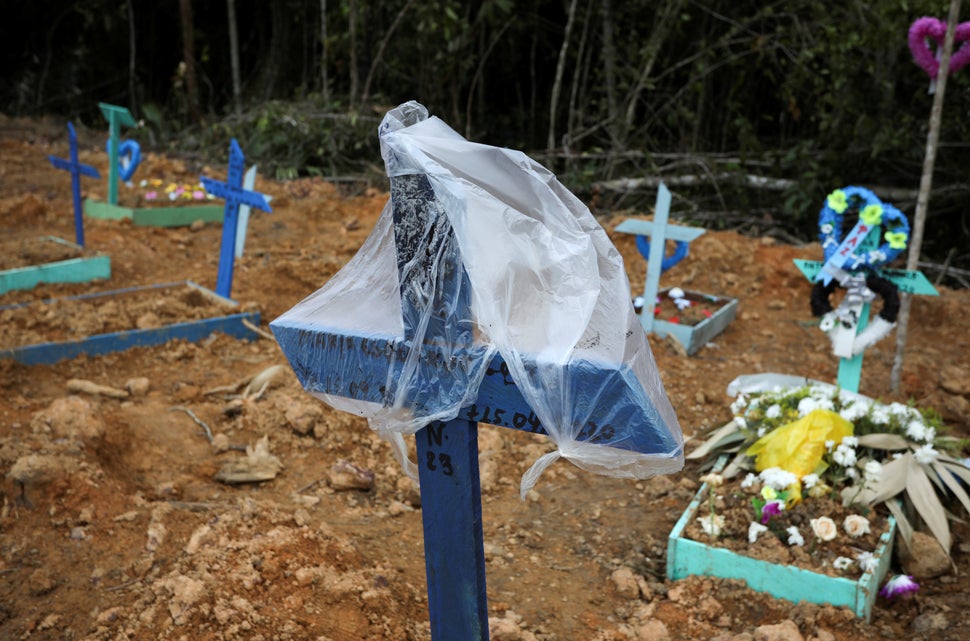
906, 456, 951, 553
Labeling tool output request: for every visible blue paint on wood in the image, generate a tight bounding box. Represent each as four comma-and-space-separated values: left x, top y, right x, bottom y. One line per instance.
0, 281, 258, 365
794, 260, 939, 297
634, 235, 689, 272
47, 122, 101, 246
200, 139, 272, 299
104, 138, 142, 183
416, 419, 490, 641
98, 103, 136, 206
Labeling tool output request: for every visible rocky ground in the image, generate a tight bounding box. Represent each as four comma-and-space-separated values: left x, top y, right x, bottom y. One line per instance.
1, 114, 969, 641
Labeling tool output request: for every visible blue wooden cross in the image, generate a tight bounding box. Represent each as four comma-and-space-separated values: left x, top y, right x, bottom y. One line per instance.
614, 183, 706, 335
200, 139, 272, 299
271, 174, 681, 640
98, 103, 137, 206
47, 122, 101, 247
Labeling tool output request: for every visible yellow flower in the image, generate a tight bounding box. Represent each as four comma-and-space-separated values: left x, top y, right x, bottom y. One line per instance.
860, 204, 883, 226
164, 183, 178, 193
885, 231, 908, 250
150, 179, 163, 187
827, 190, 848, 214
761, 486, 778, 501
746, 409, 854, 478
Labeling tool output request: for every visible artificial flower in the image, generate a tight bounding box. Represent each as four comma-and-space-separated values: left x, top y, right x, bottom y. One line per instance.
832, 443, 857, 467
699, 472, 724, 487
150, 178, 163, 187
827, 189, 848, 213
810, 516, 838, 541
914, 443, 939, 465
885, 231, 908, 250
843, 514, 871, 538
165, 182, 178, 193
760, 467, 798, 492
746, 410, 852, 478
748, 522, 768, 543
833, 556, 854, 571
879, 574, 919, 600
860, 203, 883, 226
145, 191, 158, 201
842, 436, 859, 447
761, 486, 778, 501
760, 500, 784, 524
192, 190, 206, 200
786, 526, 804, 547
139, 179, 148, 187
807, 481, 832, 498
730, 393, 748, 415
741, 473, 758, 489
905, 419, 929, 442
857, 551, 879, 573
801, 473, 819, 489
863, 460, 882, 483
845, 467, 859, 480
765, 404, 782, 419
697, 514, 725, 537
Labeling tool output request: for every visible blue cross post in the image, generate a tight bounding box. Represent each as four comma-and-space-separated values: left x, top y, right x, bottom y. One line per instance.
795, 234, 938, 393
98, 103, 137, 206
271, 174, 682, 640
200, 139, 273, 299
614, 182, 706, 334
48, 122, 100, 247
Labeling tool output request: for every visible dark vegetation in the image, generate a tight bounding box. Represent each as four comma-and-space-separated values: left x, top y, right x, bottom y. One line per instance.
3, 0, 969, 283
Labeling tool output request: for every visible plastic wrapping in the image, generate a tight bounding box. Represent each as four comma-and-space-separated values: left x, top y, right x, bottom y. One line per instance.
745, 409, 854, 477
271, 101, 683, 494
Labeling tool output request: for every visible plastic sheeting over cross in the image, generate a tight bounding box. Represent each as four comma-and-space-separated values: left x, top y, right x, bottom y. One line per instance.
271, 101, 683, 495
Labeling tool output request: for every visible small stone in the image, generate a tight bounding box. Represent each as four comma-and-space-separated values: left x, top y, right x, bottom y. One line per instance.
211, 433, 230, 453
125, 377, 151, 396
809, 629, 835, 641
633, 619, 670, 641
898, 531, 951, 579
189, 219, 206, 232
939, 365, 970, 396
610, 567, 640, 599
387, 500, 412, 516
135, 312, 161, 329
285, 401, 322, 436
753, 620, 804, 641
910, 612, 948, 634
327, 460, 374, 491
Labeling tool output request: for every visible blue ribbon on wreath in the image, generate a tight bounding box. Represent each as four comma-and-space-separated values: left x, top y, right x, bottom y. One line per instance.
816, 186, 910, 285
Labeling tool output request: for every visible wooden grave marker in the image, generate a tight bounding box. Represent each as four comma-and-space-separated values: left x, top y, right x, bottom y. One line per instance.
615, 183, 737, 354
47, 122, 100, 247
271, 172, 681, 640
200, 139, 272, 299
98, 102, 137, 206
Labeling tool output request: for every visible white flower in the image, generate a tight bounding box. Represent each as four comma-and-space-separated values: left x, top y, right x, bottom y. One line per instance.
842, 436, 859, 447
843, 514, 871, 538
832, 444, 857, 467
857, 551, 879, 573
741, 473, 758, 489
870, 406, 891, 425
904, 419, 927, 442
757, 427, 767, 437
797, 397, 820, 416
765, 404, 782, 419
914, 444, 939, 465
821, 223, 834, 235
810, 516, 838, 541
839, 401, 871, 422
833, 556, 854, 571
888, 402, 912, 418
730, 394, 748, 415
923, 426, 936, 442
748, 522, 769, 543
786, 526, 805, 547
699, 473, 724, 487
760, 467, 798, 491
733, 416, 748, 429
801, 473, 819, 489
863, 460, 882, 483
824, 440, 836, 451
697, 514, 725, 537
845, 467, 859, 480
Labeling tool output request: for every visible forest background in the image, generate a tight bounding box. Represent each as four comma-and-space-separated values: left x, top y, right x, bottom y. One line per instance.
2, 0, 969, 282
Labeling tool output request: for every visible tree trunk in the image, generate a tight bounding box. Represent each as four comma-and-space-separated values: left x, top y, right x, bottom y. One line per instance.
320, 0, 329, 102
227, 0, 242, 114
178, 0, 201, 122
600, 0, 618, 149
348, 0, 359, 106
547, 0, 578, 152
361, 0, 416, 105
127, 0, 138, 116
891, 0, 962, 392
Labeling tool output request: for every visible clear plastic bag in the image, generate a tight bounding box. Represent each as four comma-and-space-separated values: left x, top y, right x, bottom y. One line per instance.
272, 101, 683, 495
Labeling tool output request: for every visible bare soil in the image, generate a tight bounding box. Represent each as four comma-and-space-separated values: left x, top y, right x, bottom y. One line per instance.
0, 237, 89, 272
2, 114, 969, 641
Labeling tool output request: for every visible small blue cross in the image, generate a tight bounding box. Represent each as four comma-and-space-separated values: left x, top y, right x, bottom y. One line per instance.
48, 122, 101, 247
200, 139, 272, 298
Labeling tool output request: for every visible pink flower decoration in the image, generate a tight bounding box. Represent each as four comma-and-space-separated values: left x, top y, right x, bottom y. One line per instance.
879, 574, 919, 600
145, 191, 158, 201
192, 190, 205, 200
908, 17, 970, 79
760, 500, 783, 524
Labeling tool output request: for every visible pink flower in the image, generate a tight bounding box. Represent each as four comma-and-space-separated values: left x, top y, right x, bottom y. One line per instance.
192, 190, 205, 200
879, 574, 919, 600
145, 191, 158, 200
760, 500, 783, 524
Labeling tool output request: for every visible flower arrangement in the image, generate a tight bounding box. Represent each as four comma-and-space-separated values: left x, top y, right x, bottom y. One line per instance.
687, 379, 969, 567
818, 186, 910, 271
133, 178, 216, 204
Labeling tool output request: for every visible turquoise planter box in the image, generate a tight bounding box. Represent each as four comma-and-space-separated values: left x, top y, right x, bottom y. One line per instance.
84, 199, 224, 227
667, 479, 895, 621
646, 288, 737, 355
0, 236, 110, 295
0, 280, 259, 365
